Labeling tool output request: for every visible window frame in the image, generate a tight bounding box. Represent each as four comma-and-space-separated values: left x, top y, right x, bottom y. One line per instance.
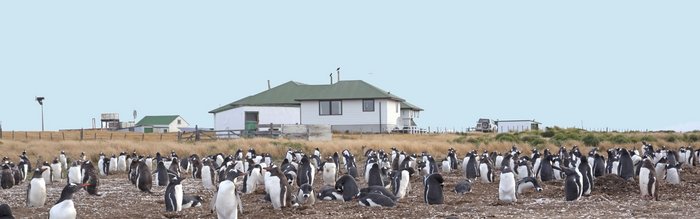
362, 99, 375, 112
319, 100, 343, 116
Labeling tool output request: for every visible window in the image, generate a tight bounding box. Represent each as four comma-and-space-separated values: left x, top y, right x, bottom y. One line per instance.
319, 100, 342, 115
363, 99, 374, 112
177, 119, 181, 125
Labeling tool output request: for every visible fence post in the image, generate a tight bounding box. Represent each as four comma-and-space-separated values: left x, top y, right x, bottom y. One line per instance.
94, 133, 96, 140
110, 133, 113, 140
39, 132, 42, 140
62, 132, 65, 140
50, 133, 53, 141
195, 125, 200, 142
177, 131, 182, 142
12, 131, 14, 140
160, 134, 163, 141
80, 129, 84, 141
124, 133, 127, 139
141, 133, 144, 141
25, 132, 28, 140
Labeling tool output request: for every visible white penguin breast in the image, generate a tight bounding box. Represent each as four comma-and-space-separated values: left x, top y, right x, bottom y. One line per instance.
639, 168, 652, 196
174, 184, 183, 211
50, 200, 76, 219
29, 178, 47, 207
215, 181, 238, 217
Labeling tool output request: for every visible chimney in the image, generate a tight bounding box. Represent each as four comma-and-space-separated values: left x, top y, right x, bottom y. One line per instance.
329, 73, 333, 84
267, 80, 271, 90
336, 67, 340, 82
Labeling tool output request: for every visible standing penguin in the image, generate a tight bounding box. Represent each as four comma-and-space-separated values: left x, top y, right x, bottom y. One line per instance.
41, 162, 52, 185
655, 157, 667, 181
592, 154, 606, 178
367, 163, 384, 187
101, 157, 110, 176
618, 149, 635, 181
499, 166, 517, 204
562, 167, 583, 201
297, 156, 315, 187
322, 157, 337, 186
665, 156, 681, 185
59, 151, 68, 171
117, 152, 127, 172
109, 155, 118, 173
215, 169, 243, 219
539, 155, 555, 182
81, 161, 100, 196
26, 168, 47, 207
48, 183, 85, 219
479, 156, 494, 183
390, 168, 412, 199
154, 161, 170, 186
67, 161, 82, 185
577, 156, 593, 196
639, 158, 658, 200
1, 163, 14, 189
423, 173, 444, 205
264, 166, 292, 210
164, 171, 183, 212
50, 158, 62, 183
516, 158, 532, 180
136, 161, 153, 193
465, 153, 478, 180
201, 158, 217, 191
242, 165, 263, 194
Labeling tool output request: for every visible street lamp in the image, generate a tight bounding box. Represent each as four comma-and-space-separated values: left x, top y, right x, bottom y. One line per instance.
35, 96, 45, 131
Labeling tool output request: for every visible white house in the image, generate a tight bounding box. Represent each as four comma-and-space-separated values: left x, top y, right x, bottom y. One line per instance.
135, 115, 189, 133
495, 119, 541, 133
209, 80, 423, 133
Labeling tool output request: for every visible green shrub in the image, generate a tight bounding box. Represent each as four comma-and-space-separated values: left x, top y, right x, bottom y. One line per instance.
665, 134, 679, 143
541, 128, 556, 138
582, 134, 600, 147
684, 134, 700, 142
609, 134, 631, 144
639, 135, 657, 142
496, 133, 519, 142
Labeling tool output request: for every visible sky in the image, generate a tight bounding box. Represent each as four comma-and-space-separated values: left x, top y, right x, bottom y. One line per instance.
1, 1, 699, 132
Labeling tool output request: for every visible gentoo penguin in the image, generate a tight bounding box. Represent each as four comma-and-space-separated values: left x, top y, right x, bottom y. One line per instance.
516, 177, 543, 194
27, 168, 48, 207
0, 203, 13, 219
242, 165, 263, 194
465, 153, 478, 180
101, 157, 110, 176
498, 166, 517, 204
495, 153, 504, 170
179, 154, 190, 174
577, 156, 593, 196
164, 171, 183, 212
67, 161, 82, 185
358, 193, 396, 207
97, 154, 106, 176
280, 159, 297, 186
215, 169, 242, 219
190, 155, 202, 179
81, 161, 100, 196
618, 149, 635, 181
117, 152, 127, 172
109, 154, 118, 173
18, 157, 30, 182
59, 151, 67, 171
639, 158, 658, 200
441, 158, 451, 173
201, 158, 216, 191
1, 163, 14, 189
552, 156, 564, 180
606, 149, 617, 175
41, 162, 52, 185
317, 185, 344, 201
169, 157, 181, 178
154, 161, 170, 186
423, 173, 445, 205
539, 155, 555, 182
11, 163, 22, 186
322, 157, 337, 186
181, 195, 203, 209
454, 179, 472, 194
592, 154, 606, 178
345, 154, 359, 179
48, 183, 85, 219
136, 161, 153, 193
145, 155, 154, 173
51, 158, 62, 183
479, 155, 494, 183
390, 168, 412, 199
297, 156, 315, 187
360, 186, 399, 201
294, 183, 316, 207
335, 175, 360, 202
665, 155, 681, 185
516, 158, 532, 180
562, 167, 583, 201
367, 163, 384, 187
264, 166, 292, 210
655, 157, 667, 182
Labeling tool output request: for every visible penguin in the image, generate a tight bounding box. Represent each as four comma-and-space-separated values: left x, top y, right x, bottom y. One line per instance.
67, 161, 82, 185
655, 157, 667, 181
294, 183, 316, 207
109, 155, 118, 173
335, 175, 360, 202
465, 153, 478, 180
128, 159, 139, 185
164, 171, 183, 212
18, 158, 30, 183
281, 160, 297, 186
454, 179, 472, 194
360, 186, 399, 201
552, 156, 563, 180
1, 163, 14, 189
498, 166, 517, 204
345, 155, 359, 179
322, 157, 337, 186
169, 157, 181, 178
201, 158, 216, 191
154, 161, 170, 186
577, 156, 593, 196
101, 156, 110, 176
358, 193, 396, 207
182, 195, 203, 209
264, 166, 292, 210
367, 163, 384, 187
50, 158, 62, 183
59, 151, 68, 171
441, 158, 451, 173
81, 161, 100, 196
665, 156, 681, 185
0, 203, 13, 219
297, 156, 315, 187
605, 149, 616, 175
214, 169, 242, 219
639, 158, 658, 200
592, 154, 606, 178
516, 177, 543, 194
117, 152, 127, 172
561, 167, 583, 201
136, 161, 153, 193
242, 164, 263, 194
11, 163, 22, 186
190, 155, 202, 179
618, 149, 635, 181
27, 168, 47, 207
516, 158, 532, 180
145, 155, 154, 172
423, 173, 444, 205
495, 153, 504, 170
390, 168, 412, 199
97, 155, 106, 176
179, 155, 190, 174
539, 155, 555, 182
479, 155, 494, 183
48, 183, 85, 219
41, 162, 52, 185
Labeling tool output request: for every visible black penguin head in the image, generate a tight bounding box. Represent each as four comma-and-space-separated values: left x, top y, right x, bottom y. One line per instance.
167, 171, 182, 185
32, 168, 43, 178
57, 183, 87, 203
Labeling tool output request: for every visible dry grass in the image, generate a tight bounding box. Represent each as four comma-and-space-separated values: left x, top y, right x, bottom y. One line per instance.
0, 133, 696, 164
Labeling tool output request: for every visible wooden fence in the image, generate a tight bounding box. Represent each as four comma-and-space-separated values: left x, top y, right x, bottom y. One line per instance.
0, 130, 180, 142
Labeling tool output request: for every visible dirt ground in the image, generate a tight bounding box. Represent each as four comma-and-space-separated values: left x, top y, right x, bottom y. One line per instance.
2, 162, 700, 219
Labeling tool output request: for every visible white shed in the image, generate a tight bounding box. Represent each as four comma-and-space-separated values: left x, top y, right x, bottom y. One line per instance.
495, 120, 541, 133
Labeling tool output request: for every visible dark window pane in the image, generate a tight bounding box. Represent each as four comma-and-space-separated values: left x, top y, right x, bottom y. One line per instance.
319, 101, 330, 115
363, 99, 374, 112
331, 101, 342, 115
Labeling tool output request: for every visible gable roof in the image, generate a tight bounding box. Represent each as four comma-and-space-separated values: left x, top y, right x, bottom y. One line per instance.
136, 115, 180, 126
209, 80, 414, 114
401, 102, 423, 111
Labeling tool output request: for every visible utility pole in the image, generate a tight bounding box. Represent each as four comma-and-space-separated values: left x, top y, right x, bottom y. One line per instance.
36, 97, 45, 131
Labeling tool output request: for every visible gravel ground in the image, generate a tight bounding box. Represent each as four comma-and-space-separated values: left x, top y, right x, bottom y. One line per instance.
2, 163, 700, 218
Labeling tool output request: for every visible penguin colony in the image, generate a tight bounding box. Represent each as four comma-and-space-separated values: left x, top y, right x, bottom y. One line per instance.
0, 142, 695, 218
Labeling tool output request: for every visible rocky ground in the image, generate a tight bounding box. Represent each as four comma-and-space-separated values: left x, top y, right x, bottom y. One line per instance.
2, 164, 700, 219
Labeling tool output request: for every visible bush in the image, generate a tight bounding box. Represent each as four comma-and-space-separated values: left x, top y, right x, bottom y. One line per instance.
684, 134, 700, 142
541, 128, 556, 138
521, 135, 545, 146
608, 134, 631, 144
639, 135, 657, 142
582, 134, 600, 147
665, 134, 679, 143
495, 133, 519, 142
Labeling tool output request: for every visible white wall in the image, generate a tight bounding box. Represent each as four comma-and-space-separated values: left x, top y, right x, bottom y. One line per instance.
498, 121, 536, 133
168, 116, 190, 132
214, 106, 300, 130
300, 99, 401, 126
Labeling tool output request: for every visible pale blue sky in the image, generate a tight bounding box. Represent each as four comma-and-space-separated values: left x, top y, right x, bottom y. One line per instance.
1, 1, 698, 132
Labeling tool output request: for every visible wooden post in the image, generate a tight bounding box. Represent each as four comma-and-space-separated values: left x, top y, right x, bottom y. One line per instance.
177, 131, 182, 142
25, 131, 28, 140
39, 132, 42, 140
141, 133, 144, 141
50, 133, 53, 141
124, 133, 127, 139
195, 125, 200, 142
94, 133, 96, 140
80, 129, 84, 141
160, 134, 163, 141
12, 131, 15, 140
62, 132, 65, 140
110, 133, 113, 140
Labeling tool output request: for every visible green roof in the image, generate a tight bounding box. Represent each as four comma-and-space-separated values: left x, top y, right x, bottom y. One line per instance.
401, 102, 424, 111
136, 115, 180, 126
209, 80, 418, 114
